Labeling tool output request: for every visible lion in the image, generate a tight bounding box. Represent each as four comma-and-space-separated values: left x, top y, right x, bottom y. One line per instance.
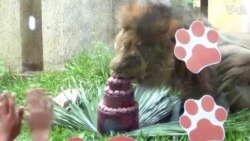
110, 2, 250, 112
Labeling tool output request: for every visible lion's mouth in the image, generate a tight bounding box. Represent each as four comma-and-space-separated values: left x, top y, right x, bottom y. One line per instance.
112, 73, 134, 80
111, 70, 146, 83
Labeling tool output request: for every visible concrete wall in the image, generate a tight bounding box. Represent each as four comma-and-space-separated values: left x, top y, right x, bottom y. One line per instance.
0, 0, 22, 72
42, 0, 117, 70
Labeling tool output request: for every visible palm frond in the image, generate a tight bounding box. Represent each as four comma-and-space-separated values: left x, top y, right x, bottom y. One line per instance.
54, 101, 96, 131
53, 79, 100, 132
126, 122, 186, 137
135, 85, 180, 127
224, 109, 250, 132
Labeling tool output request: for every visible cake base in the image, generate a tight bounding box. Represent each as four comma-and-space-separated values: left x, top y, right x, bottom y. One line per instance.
97, 105, 139, 134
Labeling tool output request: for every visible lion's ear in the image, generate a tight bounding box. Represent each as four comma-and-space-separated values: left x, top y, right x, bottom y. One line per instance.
117, 3, 147, 30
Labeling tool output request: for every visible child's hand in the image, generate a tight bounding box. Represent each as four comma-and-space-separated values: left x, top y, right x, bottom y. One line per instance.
0, 92, 24, 141
27, 88, 53, 141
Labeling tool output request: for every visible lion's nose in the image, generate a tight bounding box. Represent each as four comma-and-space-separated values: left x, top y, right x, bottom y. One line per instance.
111, 55, 142, 73
125, 55, 141, 66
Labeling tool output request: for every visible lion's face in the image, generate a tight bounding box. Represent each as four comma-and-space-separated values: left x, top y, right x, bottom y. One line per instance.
110, 3, 179, 86
110, 29, 146, 80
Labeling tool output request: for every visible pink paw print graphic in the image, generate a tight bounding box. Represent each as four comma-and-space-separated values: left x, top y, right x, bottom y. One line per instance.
179, 95, 228, 141
174, 21, 221, 73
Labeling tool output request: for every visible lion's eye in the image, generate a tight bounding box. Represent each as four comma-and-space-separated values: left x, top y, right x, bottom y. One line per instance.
136, 41, 142, 46
171, 37, 176, 43
126, 42, 132, 48
123, 26, 131, 31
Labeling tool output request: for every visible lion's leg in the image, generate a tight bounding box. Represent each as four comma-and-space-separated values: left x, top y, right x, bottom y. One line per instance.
214, 44, 250, 111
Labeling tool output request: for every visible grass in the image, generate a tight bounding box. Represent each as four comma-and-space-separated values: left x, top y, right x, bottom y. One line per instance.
0, 42, 249, 141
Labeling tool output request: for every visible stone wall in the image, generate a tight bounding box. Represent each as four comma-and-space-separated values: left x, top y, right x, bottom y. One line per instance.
42, 0, 119, 70
0, 0, 22, 72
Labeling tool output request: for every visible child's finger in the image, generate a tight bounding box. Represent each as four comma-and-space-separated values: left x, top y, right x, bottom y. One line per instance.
24, 110, 30, 118
27, 89, 44, 110
1, 92, 10, 114
8, 95, 16, 116
42, 96, 53, 111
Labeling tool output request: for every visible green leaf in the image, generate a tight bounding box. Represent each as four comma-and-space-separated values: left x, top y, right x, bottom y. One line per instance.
126, 122, 186, 137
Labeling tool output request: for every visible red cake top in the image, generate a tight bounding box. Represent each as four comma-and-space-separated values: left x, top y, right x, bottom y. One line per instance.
102, 75, 135, 108
106, 75, 132, 92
